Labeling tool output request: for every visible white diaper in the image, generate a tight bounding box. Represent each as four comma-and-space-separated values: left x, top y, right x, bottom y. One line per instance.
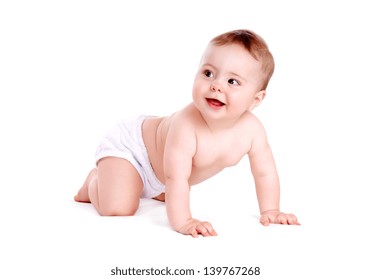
95, 115, 165, 198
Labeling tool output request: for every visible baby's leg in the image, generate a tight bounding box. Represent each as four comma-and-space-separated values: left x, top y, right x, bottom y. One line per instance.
76, 157, 143, 216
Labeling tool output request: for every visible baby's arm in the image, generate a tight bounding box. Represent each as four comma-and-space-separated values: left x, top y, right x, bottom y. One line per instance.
163, 116, 217, 237
248, 123, 300, 226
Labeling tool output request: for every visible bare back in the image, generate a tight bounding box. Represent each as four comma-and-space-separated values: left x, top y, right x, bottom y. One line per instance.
142, 103, 263, 187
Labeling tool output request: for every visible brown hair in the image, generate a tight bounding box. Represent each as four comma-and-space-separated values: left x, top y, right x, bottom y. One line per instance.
211, 29, 275, 90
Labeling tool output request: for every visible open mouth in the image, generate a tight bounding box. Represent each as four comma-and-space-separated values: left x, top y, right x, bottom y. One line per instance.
206, 98, 225, 109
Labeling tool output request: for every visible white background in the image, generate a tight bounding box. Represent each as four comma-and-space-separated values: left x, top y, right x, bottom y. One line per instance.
1, 0, 370, 279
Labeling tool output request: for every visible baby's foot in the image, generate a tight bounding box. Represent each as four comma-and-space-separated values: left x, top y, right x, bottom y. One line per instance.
74, 169, 97, 203
74, 183, 90, 203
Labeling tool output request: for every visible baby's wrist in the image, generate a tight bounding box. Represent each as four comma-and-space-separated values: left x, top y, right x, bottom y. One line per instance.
260, 209, 280, 215
171, 217, 194, 232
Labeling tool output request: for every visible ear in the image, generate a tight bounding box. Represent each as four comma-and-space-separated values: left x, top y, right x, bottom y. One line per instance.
249, 90, 266, 111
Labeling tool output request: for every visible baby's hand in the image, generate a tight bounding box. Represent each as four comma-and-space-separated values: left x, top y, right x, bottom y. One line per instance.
178, 218, 217, 238
260, 210, 300, 226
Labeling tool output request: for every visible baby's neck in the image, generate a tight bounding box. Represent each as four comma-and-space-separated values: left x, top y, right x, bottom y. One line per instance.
195, 108, 245, 133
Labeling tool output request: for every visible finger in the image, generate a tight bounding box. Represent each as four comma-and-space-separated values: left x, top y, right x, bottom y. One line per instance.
190, 228, 199, 238
210, 229, 218, 236
196, 224, 211, 237
287, 214, 298, 225
260, 215, 270, 226
277, 214, 288, 225
290, 215, 301, 225
202, 222, 217, 236
286, 214, 294, 224
283, 214, 301, 225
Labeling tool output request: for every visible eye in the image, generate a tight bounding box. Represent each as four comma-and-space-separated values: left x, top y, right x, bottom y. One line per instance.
203, 69, 214, 78
228, 78, 240, 85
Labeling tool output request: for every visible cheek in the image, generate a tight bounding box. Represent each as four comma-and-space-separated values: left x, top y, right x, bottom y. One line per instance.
192, 79, 206, 96
191, 84, 200, 101
229, 92, 252, 107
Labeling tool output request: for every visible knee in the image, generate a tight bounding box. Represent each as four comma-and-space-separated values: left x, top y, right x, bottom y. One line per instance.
98, 204, 137, 216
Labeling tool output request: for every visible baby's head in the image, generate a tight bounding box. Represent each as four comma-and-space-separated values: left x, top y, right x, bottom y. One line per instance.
192, 29, 275, 118
210, 29, 275, 91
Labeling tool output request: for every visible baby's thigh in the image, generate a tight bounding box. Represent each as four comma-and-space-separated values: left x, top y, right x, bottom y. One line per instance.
97, 156, 143, 214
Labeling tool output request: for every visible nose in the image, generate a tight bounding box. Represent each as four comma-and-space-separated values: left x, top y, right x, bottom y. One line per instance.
211, 83, 222, 92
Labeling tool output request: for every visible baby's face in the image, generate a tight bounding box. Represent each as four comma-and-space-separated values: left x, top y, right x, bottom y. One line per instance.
192, 43, 265, 120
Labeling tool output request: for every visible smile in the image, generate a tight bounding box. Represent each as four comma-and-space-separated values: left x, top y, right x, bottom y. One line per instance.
206, 98, 226, 109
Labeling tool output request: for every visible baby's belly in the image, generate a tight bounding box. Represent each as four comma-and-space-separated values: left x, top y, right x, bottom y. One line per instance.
142, 117, 229, 188
142, 117, 167, 184
151, 167, 222, 202
188, 165, 225, 186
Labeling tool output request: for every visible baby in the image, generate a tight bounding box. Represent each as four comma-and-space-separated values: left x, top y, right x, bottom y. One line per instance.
75, 29, 300, 237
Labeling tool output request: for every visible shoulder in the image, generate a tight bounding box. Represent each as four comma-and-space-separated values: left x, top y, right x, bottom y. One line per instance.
164, 104, 197, 162
240, 112, 266, 136
165, 104, 198, 148
167, 104, 201, 132
241, 112, 269, 155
